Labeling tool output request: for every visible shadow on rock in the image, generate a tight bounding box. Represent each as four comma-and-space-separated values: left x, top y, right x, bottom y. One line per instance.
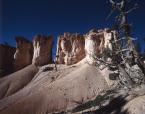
93, 96, 129, 114
71, 90, 129, 114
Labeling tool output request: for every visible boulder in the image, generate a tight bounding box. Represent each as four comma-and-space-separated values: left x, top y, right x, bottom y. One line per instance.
32, 34, 53, 66
14, 37, 33, 71
56, 33, 85, 65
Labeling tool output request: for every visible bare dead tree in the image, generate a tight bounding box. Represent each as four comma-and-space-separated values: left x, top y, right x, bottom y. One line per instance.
106, 0, 145, 87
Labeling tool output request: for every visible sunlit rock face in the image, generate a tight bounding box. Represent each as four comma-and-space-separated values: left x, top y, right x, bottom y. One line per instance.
85, 29, 104, 65
14, 37, 33, 71
85, 29, 117, 65
85, 29, 118, 86
0, 44, 15, 77
56, 33, 85, 65
32, 35, 53, 66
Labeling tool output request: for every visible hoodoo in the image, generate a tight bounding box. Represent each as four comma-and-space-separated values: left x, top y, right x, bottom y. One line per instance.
56, 33, 85, 65
14, 36, 33, 71
32, 34, 53, 66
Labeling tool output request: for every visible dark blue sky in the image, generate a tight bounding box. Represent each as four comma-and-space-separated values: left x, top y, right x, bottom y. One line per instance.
0, 0, 145, 53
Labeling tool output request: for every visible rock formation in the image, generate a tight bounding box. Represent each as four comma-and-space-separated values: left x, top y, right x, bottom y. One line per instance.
85, 29, 118, 86
85, 29, 117, 65
85, 29, 104, 65
14, 37, 33, 71
0, 44, 15, 77
56, 33, 85, 65
56, 30, 117, 66
1, 28, 145, 114
32, 35, 53, 66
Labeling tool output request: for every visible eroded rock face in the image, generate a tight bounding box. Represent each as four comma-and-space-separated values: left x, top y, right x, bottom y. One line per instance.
0, 44, 15, 77
14, 37, 33, 71
85, 29, 118, 86
85, 29, 104, 65
85, 29, 117, 65
32, 35, 53, 66
56, 33, 85, 65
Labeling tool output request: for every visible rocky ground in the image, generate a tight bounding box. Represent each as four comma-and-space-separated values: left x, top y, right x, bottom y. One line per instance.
0, 59, 145, 114
0, 59, 108, 114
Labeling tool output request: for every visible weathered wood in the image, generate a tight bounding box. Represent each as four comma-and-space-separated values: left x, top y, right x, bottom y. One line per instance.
118, 64, 133, 87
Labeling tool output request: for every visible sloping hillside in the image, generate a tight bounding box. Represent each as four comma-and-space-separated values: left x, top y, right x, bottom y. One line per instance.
0, 61, 109, 114
0, 65, 38, 100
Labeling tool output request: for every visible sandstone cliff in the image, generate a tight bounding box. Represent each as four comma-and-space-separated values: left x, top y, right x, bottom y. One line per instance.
32, 34, 53, 66
56, 33, 85, 65
14, 37, 33, 71
0, 44, 15, 77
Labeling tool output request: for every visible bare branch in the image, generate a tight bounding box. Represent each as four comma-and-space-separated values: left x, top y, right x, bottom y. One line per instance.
126, 5, 138, 14
109, 0, 115, 5
106, 9, 115, 20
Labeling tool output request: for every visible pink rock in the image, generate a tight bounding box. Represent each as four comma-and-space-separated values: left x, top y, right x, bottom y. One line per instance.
32, 35, 53, 66
14, 36, 33, 71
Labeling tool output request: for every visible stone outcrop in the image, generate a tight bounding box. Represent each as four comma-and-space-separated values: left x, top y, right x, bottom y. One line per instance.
56, 29, 117, 66
0, 44, 15, 77
56, 33, 85, 65
32, 35, 53, 66
85, 29, 104, 65
14, 37, 33, 71
85, 29, 118, 86
85, 29, 117, 65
